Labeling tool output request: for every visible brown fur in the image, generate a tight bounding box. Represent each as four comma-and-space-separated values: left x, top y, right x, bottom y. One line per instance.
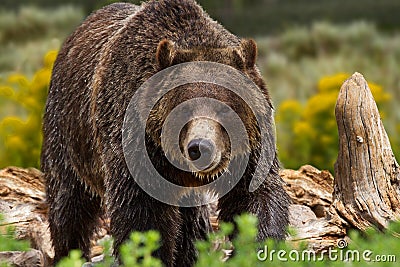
41, 1, 290, 266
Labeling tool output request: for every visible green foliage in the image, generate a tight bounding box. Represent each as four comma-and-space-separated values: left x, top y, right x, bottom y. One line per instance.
276, 73, 391, 172
195, 213, 282, 267
0, 215, 30, 252
202, 215, 400, 267
0, 51, 56, 168
119, 231, 162, 267
1, 212, 399, 266
56, 250, 86, 267
195, 219, 234, 267
0, 214, 31, 267
197, 0, 400, 36
0, 6, 82, 74
2, 0, 400, 35
93, 237, 115, 267
0, 6, 83, 45
55, 231, 162, 267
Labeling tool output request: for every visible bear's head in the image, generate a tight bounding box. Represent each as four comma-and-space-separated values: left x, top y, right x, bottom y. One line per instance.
143, 39, 267, 185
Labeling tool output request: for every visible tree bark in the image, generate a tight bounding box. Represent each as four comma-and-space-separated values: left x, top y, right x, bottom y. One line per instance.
333, 72, 400, 230
281, 165, 347, 252
0, 250, 44, 267
0, 167, 52, 267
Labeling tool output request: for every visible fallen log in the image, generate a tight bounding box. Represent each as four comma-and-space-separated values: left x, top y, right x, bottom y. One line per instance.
281, 165, 347, 252
0, 165, 350, 265
0, 167, 52, 267
0, 250, 44, 267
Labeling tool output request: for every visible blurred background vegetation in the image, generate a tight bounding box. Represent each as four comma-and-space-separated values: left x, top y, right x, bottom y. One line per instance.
0, 0, 399, 172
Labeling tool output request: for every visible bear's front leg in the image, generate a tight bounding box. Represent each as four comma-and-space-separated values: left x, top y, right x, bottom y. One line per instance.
174, 205, 211, 266
218, 162, 290, 241
106, 182, 181, 267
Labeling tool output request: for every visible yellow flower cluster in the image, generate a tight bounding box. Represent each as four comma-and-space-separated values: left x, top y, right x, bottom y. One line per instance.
0, 50, 57, 168
276, 73, 391, 171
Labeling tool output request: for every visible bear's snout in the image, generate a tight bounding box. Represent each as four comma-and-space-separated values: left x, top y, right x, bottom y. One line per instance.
182, 117, 228, 176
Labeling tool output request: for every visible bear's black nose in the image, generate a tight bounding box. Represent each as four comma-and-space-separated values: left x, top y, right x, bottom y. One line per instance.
187, 139, 214, 164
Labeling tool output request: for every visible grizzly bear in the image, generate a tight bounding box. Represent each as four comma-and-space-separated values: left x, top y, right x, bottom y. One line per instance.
41, 0, 290, 266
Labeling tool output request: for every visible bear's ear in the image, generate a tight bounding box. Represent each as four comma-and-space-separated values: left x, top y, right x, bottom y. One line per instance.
231, 49, 245, 70
156, 39, 175, 70
240, 39, 257, 69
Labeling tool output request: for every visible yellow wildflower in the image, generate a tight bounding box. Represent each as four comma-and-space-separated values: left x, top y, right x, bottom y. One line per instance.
317, 73, 349, 93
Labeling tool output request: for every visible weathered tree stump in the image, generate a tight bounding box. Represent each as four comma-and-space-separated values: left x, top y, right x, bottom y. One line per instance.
334, 72, 400, 230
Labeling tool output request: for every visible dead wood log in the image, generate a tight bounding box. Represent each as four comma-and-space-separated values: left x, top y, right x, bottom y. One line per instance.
0, 167, 109, 267
334, 72, 400, 230
0, 167, 52, 267
0, 250, 44, 267
1, 166, 347, 265
281, 166, 347, 252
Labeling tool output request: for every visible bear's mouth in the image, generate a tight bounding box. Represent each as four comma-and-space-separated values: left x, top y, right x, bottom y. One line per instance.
195, 158, 230, 180
187, 149, 231, 181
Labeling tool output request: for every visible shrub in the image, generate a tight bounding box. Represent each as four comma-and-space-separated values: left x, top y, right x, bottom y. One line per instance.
1, 212, 399, 266
0, 6, 83, 45
0, 50, 56, 169
55, 231, 162, 267
54, 213, 400, 267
